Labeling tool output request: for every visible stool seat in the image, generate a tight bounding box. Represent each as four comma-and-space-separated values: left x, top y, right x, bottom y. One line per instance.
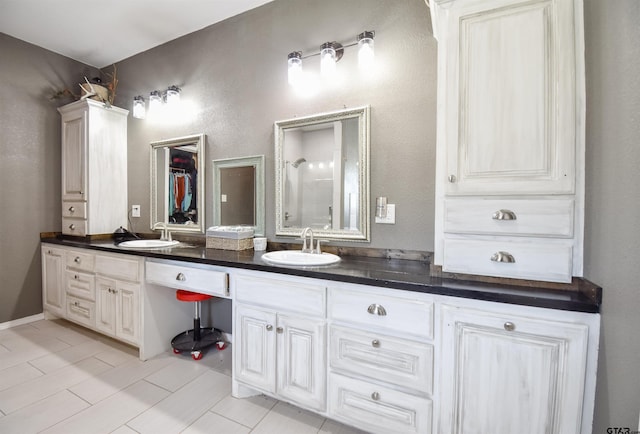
176, 290, 213, 302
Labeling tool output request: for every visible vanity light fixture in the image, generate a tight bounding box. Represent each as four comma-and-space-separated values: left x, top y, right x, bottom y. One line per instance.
131, 85, 182, 119
287, 30, 375, 86
148, 90, 163, 114
165, 85, 181, 106
132, 95, 146, 119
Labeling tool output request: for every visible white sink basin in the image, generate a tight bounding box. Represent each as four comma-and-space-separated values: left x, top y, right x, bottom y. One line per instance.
261, 250, 341, 267
119, 239, 180, 249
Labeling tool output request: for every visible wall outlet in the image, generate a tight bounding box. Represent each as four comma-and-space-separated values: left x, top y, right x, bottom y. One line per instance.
375, 204, 396, 224
131, 205, 141, 218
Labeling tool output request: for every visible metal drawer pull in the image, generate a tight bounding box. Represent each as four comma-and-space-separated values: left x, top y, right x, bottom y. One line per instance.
74, 274, 79, 280
367, 304, 387, 316
266, 324, 273, 331
448, 174, 457, 183
276, 327, 284, 334
74, 256, 81, 263
491, 251, 515, 263
371, 392, 380, 401
371, 339, 380, 348
68, 206, 75, 213
504, 322, 516, 332
176, 272, 186, 281
492, 209, 517, 220
69, 224, 76, 230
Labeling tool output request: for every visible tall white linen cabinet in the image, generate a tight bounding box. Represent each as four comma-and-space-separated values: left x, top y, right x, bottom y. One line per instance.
58, 99, 129, 236
430, 0, 586, 283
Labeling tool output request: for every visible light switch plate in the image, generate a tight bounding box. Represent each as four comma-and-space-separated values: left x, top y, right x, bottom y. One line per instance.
131, 205, 141, 218
375, 204, 396, 224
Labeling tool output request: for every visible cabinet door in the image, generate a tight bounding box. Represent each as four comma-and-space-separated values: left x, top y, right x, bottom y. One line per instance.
42, 247, 65, 317
443, 0, 577, 196
277, 314, 326, 411
116, 281, 140, 345
61, 110, 87, 201
440, 304, 589, 434
234, 305, 276, 394
95, 277, 116, 335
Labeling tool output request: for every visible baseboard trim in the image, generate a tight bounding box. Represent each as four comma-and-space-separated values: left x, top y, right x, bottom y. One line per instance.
0, 313, 45, 330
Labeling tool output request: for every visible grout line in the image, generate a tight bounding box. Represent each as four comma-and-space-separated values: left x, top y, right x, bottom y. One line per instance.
67, 388, 93, 406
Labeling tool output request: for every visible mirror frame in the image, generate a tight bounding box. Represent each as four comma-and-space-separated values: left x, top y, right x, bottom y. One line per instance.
274, 105, 370, 241
150, 133, 206, 234
212, 155, 266, 236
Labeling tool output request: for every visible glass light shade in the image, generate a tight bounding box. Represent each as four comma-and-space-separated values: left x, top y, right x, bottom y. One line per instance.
149, 90, 162, 113
358, 31, 375, 70
287, 52, 302, 86
320, 43, 337, 77
166, 85, 180, 106
132, 96, 146, 119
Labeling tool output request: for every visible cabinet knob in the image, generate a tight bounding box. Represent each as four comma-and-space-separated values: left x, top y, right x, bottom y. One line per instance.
492, 209, 517, 220
74, 301, 79, 306
371, 392, 380, 401
69, 224, 76, 230
276, 327, 284, 334
448, 174, 457, 183
176, 273, 186, 281
68, 206, 75, 213
490, 251, 516, 263
74, 274, 79, 280
266, 324, 273, 331
367, 303, 387, 316
504, 322, 516, 332
74, 256, 81, 263
371, 339, 380, 348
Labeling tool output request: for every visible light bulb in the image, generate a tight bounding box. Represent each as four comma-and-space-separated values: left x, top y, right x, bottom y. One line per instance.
288, 52, 302, 86
358, 31, 375, 70
166, 85, 180, 106
132, 96, 146, 119
149, 91, 162, 113
320, 43, 337, 77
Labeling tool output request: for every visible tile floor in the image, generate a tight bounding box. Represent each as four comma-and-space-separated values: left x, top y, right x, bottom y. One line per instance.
0, 319, 366, 434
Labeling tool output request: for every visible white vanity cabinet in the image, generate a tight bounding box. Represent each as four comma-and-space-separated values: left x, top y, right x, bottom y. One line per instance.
438, 301, 599, 434
430, 0, 586, 282
233, 272, 327, 412
58, 99, 128, 236
327, 284, 435, 434
41, 246, 66, 317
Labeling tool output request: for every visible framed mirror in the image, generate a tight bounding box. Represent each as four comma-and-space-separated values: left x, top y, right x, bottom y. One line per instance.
275, 106, 370, 241
212, 155, 265, 236
150, 133, 206, 234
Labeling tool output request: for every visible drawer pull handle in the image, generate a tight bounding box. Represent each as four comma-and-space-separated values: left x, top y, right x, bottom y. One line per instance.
371, 392, 380, 401
266, 324, 273, 331
68, 206, 75, 213
504, 322, 516, 332
74, 301, 79, 306
74, 274, 79, 280
492, 209, 517, 220
276, 327, 284, 334
371, 339, 380, 348
491, 251, 515, 263
367, 304, 387, 316
69, 224, 76, 230
176, 273, 186, 281
448, 174, 456, 183
74, 257, 81, 263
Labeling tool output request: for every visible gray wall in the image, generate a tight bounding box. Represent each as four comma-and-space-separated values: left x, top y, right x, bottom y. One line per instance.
1, 0, 638, 429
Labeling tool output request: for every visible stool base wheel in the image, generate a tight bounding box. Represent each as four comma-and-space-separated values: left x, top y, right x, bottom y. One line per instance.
170, 327, 225, 360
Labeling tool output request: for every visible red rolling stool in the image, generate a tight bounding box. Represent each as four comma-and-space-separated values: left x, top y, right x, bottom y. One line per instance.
171, 290, 227, 360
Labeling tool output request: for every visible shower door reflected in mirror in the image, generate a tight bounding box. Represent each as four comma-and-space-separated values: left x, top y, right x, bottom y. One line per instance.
275, 106, 370, 241
151, 134, 205, 234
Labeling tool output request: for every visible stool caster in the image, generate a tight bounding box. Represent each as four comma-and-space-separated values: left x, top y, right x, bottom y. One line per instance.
216, 341, 227, 351
191, 351, 203, 361
173, 348, 181, 354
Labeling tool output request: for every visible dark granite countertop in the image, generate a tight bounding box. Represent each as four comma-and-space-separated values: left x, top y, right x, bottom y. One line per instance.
41, 236, 601, 313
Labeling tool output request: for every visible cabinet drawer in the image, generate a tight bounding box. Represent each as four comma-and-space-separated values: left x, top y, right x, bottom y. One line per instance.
444, 199, 574, 237
443, 238, 573, 283
328, 288, 433, 340
96, 254, 141, 282
66, 295, 95, 328
145, 260, 229, 297
65, 270, 95, 301
328, 372, 433, 434
330, 325, 433, 395
62, 218, 87, 237
235, 273, 326, 317
65, 250, 95, 272
62, 201, 87, 219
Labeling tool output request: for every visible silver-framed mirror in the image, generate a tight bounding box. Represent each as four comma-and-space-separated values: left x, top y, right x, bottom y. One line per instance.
150, 133, 206, 234
212, 155, 265, 236
275, 105, 370, 241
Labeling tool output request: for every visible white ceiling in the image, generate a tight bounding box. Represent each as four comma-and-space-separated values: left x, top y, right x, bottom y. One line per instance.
0, 0, 274, 68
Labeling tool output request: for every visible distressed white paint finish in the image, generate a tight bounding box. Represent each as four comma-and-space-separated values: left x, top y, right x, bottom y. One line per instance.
116, 281, 140, 345
277, 314, 326, 411
145, 260, 229, 298
96, 277, 117, 336
59, 100, 128, 236
328, 372, 433, 434
443, 237, 573, 282
439, 304, 591, 434
65, 295, 96, 328
444, 198, 575, 237
431, 0, 586, 281
65, 269, 95, 301
330, 325, 433, 396
41, 247, 65, 318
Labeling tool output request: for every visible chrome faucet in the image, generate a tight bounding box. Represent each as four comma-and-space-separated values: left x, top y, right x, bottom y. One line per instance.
301, 227, 314, 253
154, 222, 172, 242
